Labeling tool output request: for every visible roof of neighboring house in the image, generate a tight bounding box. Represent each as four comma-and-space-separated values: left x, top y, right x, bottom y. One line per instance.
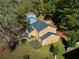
40, 32, 54, 41
63, 48, 79, 59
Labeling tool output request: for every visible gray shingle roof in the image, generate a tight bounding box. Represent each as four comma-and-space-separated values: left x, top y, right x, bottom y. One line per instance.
40, 32, 54, 41
27, 25, 34, 33
32, 20, 48, 32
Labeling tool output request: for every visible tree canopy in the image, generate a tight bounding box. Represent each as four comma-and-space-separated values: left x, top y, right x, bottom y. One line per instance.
0, 0, 29, 43
56, 0, 79, 30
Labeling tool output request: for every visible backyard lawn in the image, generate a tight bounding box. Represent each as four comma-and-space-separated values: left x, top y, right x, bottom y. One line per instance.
0, 41, 54, 59
53, 39, 66, 59
0, 39, 66, 59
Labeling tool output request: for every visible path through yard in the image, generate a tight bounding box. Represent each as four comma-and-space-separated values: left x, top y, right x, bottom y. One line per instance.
56, 29, 68, 41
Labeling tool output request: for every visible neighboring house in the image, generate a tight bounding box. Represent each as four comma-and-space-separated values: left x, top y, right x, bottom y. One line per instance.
26, 13, 59, 45
63, 48, 79, 59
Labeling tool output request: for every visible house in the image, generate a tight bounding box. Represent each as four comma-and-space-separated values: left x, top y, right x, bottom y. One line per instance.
26, 13, 59, 45
63, 48, 79, 59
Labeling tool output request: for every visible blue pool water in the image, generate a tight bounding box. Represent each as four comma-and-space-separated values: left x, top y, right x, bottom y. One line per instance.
26, 13, 37, 24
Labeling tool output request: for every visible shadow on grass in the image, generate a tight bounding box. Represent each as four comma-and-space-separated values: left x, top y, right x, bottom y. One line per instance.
23, 54, 30, 59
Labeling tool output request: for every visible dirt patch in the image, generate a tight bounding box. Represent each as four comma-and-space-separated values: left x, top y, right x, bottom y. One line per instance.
56, 29, 68, 41
0, 43, 10, 54
37, 15, 44, 21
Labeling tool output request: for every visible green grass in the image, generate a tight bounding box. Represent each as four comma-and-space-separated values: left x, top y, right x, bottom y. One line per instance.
29, 40, 41, 49
0, 42, 54, 59
53, 39, 66, 59
36, 45, 54, 59
0, 39, 66, 59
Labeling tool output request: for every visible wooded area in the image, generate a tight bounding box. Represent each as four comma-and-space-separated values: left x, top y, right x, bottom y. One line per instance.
0, 0, 79, 59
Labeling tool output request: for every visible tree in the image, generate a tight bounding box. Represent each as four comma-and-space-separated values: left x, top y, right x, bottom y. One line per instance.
15, 0, 58, 16
50, 45, 58, 59
0, 0, 29, 50
42, 0, 56, 15
56, 0, 79, 30
31, 0, 58, 16
23, 54, 30, 59
67, 31, 78, 47
23, 55, 30, 59
0, 0, 18, 41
